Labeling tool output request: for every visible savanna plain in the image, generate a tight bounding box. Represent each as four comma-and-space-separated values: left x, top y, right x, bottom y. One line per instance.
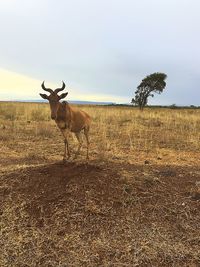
0, 102, 200, 267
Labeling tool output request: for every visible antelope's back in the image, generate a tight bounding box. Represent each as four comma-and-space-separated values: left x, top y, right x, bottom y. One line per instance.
78, 109, 91, 127
70, 106, 91, 132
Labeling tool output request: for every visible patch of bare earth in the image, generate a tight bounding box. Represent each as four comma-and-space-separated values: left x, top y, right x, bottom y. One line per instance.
0, 161, 200, 267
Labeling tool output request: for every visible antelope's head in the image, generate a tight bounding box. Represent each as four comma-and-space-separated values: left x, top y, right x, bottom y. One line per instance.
40, 81, 68, 120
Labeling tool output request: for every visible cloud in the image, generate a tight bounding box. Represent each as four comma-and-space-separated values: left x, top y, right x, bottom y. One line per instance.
0, 69, 44, 99
0, 0, 200, 105
0, 68, 128, 102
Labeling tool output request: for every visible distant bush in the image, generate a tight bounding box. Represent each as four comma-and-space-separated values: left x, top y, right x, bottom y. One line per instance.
169, 104, 178, 109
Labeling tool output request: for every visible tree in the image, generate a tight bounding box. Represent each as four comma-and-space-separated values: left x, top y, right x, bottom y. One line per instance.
131, 72, 167, 110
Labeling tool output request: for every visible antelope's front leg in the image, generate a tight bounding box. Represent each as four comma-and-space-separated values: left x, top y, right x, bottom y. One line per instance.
61, 129, 71, 162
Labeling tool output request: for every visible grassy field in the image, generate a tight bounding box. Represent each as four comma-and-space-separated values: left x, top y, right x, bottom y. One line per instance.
0, 102, 200, 266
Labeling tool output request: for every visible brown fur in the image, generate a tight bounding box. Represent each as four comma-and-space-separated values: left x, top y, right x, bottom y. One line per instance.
40, 82, 91, 161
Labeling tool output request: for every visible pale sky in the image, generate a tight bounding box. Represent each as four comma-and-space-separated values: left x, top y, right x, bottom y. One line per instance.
0, 0, 200, 105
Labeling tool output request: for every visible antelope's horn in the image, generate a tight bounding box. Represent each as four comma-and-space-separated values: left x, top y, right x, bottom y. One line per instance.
54, 81, 66, 94
41, 81, 53, 93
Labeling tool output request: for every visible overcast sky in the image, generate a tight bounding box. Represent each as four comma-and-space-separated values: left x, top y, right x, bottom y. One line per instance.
0, 0, 199, 105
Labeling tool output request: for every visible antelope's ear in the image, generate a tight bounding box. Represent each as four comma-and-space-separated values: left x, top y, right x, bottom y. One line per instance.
59, 92, 68, 100
40, 93, 49, 100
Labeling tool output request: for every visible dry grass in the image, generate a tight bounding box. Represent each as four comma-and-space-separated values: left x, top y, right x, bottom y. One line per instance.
0, 102, 200, 166
0, 102, 200, 266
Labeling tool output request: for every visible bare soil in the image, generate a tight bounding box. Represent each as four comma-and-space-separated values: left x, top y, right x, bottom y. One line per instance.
1, 160, 200, 267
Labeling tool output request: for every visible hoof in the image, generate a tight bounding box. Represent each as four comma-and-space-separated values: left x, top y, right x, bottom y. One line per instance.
63, 158, 67, 163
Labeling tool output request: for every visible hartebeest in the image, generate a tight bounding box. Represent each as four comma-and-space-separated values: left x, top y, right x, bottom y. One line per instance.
40, 81, 91, 161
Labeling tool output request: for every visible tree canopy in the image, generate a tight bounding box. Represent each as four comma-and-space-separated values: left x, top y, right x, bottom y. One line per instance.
132, 72, 167, 110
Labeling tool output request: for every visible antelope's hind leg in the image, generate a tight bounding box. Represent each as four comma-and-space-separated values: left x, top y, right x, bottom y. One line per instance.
84, 126, 90, 160
74, 132, 83, 159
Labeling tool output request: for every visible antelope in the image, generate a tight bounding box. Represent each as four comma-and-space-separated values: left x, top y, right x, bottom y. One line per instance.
39, 81, 91, 161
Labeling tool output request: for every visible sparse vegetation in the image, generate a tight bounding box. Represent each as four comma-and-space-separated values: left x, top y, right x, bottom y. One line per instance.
0, 101, 200, 267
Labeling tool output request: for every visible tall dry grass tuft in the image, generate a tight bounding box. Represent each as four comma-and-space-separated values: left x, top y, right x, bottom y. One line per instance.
35, 122, 54, 138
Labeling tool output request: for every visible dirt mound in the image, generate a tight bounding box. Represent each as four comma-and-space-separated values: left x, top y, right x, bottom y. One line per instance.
1, 162, 200, 266
13, 162, 122, 222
